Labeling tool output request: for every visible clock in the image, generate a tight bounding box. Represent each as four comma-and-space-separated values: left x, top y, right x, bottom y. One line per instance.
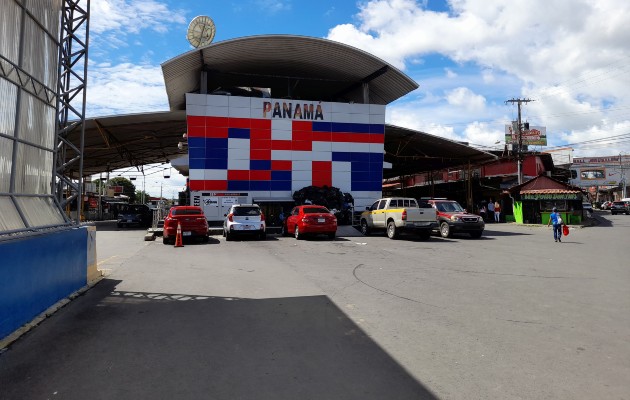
187, 16, 216, 48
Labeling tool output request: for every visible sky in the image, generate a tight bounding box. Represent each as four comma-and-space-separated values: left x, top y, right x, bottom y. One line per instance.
87, 0, 630, 199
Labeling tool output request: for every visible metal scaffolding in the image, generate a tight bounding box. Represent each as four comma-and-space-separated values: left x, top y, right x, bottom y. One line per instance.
54, 0, 90, 221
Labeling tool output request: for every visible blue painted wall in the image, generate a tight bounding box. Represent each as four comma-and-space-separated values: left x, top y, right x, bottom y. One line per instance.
0, 228, 88, 340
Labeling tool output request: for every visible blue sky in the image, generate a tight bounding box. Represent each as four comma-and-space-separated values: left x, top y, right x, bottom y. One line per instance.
88, 0, 630, 197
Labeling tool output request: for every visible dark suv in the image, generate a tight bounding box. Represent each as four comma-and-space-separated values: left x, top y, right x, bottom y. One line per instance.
117, 204, 153, 228
610, 201, 629, 215
427, 199, 485, 238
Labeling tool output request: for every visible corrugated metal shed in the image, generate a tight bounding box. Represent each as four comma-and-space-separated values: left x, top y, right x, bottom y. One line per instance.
161, 35, 419, 110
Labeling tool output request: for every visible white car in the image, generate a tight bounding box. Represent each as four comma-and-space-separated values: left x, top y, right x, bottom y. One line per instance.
223, 204, 266, 240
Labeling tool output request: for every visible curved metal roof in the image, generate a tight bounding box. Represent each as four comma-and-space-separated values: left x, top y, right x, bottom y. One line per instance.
161, 35, 419, 111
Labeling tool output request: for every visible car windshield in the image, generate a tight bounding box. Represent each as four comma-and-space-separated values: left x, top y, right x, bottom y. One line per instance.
436, 202, 464, 212
304, 207, 329, 214
123, 205, 147, 213
233, 207, 261, 216
172, 209, 202, 215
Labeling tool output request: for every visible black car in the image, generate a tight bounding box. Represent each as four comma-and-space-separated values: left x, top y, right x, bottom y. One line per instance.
117, 204, 153, 227
610, 201, 629, 215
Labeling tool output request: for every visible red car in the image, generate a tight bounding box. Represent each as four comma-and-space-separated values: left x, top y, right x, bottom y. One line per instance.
162, 206, 209, 244
282, 205, 337, 240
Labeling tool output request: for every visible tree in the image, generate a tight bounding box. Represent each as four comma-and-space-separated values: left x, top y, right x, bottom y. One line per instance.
109, 177, 136, 203
135, 190, 150, 204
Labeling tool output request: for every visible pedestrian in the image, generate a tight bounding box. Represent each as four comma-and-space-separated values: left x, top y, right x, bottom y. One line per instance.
487, 199, 495, 222
479, 204, 487, 221
546, 207, 564, 242
494, 200, 501, 223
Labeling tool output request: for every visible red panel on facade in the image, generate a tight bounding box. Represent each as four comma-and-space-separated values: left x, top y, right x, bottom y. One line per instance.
187, 116, 205, 127
250, 119, 271, 129
312, 132, 332, 142
229, 117, 251, 129
189, 180, 204, 191
228, 170, 250, 180
250, 139, 271, 150
271, 160, 292, 170
205, 116, 229, 127
250, 170, 271, 180
187, 125, 205, 138
203, 180, 228, 190
292, 140, 312, 151
292, 131, 312, 141
292, 121, 312, 131
250, 149, 271, 160
250, 129, 271, 140
271, 140, 292, 151
206, 127, 228, 138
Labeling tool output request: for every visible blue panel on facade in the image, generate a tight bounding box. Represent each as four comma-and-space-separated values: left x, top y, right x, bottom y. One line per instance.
370, 162, 384, 172
188, 137, 205, 148
271, 171, 292, 181
228, 127, 250, 139
228, 180, 250, 190
351, 152, 371, 162
370, 124, 385, 134
330, 122, 368, 133
270, 181, 292, 191
205, 158, 228, 169
250, 160, 272, 170
352, 162, 370, 172
352, 170, 369, 181
0, 228, 87, 340
206, 147, 228, 159
188, 147, 205, 159
206, 138, 229, 149
250, 181, 271, 191
369, 153, 384, 163
332, 152, 353, 162
189, 158, 206, 169
312, 121, 332, 132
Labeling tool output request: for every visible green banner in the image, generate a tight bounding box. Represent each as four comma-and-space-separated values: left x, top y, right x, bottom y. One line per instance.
522, 193, 581, 200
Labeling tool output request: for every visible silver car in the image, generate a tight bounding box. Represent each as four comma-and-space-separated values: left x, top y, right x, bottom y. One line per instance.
223, 204, 266, 240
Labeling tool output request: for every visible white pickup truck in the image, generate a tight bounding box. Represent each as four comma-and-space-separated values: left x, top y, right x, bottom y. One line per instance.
359, 197, 438, 240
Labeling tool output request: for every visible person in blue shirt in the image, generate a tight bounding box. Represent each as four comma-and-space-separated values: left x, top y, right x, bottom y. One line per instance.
546, 207, 564, 242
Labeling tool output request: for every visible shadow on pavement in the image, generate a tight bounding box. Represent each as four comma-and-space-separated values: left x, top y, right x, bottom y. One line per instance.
0, 279, 437, 400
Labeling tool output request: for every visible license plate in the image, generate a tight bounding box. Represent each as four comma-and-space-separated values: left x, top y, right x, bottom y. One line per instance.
183, 232, 191, 236
127, 220, 133, 223
318, 218, 325, 223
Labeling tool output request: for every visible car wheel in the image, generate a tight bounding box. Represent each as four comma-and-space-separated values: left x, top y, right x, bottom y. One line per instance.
281, 223, 289, 237
295, 226, 303, 240
386, 220, 399, 239
259, 232, 266, 240
225, 231, 232, 241
440, 222, 452, 238
202, 235, 209, 243
327, 232, 336, 240
162, 236, 171, 245
470, 231, 483, 239
419, 231, 431, 241
360, 220, 370, 236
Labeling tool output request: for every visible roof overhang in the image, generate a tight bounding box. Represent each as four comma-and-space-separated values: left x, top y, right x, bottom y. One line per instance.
161, 35, 419, 110
383, 125, 497, 178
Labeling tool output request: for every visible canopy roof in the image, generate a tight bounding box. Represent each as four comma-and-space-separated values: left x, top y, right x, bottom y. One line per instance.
71, 111, 495, 179
161, 35, 419, 110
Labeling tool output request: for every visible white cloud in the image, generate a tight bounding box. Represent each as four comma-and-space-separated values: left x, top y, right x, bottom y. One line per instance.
86, 63, 168, 117
326, 0, 630, 156
90, 0, 187, 35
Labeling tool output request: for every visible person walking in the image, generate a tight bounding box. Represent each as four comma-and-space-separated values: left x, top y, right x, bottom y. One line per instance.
487, 199, 495, 222
494, 200, 501, 223
546, 207, 564, 242
479, 204, 487, 221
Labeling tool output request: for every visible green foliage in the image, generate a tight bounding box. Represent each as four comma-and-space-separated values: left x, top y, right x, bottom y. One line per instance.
109, 177, 136, 203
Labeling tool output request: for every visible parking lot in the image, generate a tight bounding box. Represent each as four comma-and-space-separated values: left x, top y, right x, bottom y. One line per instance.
1, 213, 629, 399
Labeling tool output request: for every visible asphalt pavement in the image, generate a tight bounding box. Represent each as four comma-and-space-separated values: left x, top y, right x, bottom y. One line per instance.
1, 212, 629, 400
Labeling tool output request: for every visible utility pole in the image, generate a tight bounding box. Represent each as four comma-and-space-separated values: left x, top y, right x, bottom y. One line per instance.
506, 98, 534, 184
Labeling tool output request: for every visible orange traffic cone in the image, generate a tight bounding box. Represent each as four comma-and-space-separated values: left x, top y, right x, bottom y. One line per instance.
174, 222, 184, 247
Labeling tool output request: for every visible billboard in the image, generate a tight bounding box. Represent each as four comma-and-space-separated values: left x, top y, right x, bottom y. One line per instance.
504, 125, 547, 146
185, 94, 386, 213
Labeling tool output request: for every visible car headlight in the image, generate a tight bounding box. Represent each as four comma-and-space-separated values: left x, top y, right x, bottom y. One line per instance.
450, 215, 460, 221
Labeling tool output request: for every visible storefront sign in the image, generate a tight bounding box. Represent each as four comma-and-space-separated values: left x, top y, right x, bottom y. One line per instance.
522, 193, 581, 200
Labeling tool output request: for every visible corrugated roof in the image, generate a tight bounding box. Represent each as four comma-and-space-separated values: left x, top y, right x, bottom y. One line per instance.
161, 35, 419, 110
383, 125, 497, 178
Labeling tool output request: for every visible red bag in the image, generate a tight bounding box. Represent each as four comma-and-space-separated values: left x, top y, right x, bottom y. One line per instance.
562, 225, 569, 236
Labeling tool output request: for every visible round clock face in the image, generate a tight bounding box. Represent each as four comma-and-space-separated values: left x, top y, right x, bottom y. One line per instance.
187, 16, 216, 48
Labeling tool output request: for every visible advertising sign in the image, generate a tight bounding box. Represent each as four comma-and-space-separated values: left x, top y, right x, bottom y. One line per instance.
504, 125, 547, 146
